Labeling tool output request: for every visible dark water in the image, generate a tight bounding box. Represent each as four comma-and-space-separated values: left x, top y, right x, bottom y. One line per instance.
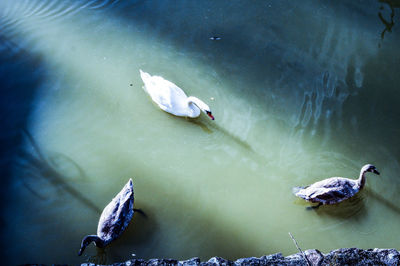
0, 0, 399, 265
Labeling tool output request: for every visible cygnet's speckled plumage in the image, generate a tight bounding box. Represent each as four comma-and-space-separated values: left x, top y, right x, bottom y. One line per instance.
293, 164, 380, 206
78, 179, 135, 256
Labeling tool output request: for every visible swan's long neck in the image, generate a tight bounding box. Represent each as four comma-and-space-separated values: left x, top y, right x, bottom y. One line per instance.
357, 169, 368, 190
187, 96, 206, 110
78, 235, 105, 256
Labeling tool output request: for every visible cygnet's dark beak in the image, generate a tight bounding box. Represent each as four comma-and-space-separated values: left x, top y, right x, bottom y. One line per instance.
373, 169, 380, 175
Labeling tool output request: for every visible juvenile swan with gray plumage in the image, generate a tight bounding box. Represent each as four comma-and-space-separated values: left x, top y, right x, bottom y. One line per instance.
293, 164, 380, 208
78, 179, 136, 256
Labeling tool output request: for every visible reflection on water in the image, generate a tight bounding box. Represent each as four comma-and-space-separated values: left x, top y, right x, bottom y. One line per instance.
379, 0, 400, 40
18, 130, 100, 213
314, 193, 367, 220
0, 0, 399, 265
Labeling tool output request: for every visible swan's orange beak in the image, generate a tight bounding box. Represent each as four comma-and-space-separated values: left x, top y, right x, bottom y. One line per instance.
207, 112, 215, 120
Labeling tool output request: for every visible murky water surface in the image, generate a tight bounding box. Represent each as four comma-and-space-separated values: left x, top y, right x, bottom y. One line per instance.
0, 0, 399, 265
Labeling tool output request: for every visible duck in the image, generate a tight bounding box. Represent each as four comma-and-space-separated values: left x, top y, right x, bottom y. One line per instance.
293, 164, 380, 209
78, 179, 143, 256
139, 70, 215, 120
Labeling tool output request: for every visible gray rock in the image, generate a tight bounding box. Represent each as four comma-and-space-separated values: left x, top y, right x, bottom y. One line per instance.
202, 256, 232, 266
84, 248, 400, 266
323, 248, 400, 265
178, 257, 200, 266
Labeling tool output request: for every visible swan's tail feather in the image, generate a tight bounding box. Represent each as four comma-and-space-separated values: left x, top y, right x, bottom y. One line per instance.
292, 186, 306, 195
139, 69, 152, 93
139, 69, 151, 82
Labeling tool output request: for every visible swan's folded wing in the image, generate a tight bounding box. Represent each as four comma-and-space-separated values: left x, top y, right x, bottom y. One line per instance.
302, 181, 356, 203
144, 76, 187, 111
97, 179, 134, 243
309, 188, 347, 201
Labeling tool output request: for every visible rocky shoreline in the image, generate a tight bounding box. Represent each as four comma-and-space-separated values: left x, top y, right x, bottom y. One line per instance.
81, 248, 400, 265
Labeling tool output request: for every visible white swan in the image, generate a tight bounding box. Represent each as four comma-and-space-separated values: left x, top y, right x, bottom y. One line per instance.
139, 70, 215, 120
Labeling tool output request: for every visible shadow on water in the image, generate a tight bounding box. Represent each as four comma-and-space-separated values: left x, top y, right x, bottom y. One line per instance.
113, 1, 297, 108
189, 117, 254, 150
144, 105, 262, 162
188, 115, 265, 157
17, 129, 101, 214
211, 123, 256, 153
115, 0, 390, 105
340, 44, 400, 159
368, 189, 400, 215
0, 43, 47, 262
293, 31, 400, 161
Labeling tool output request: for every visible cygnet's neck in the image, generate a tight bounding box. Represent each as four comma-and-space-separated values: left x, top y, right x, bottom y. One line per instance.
78, 235, 106, 256
357, 169, 368, 189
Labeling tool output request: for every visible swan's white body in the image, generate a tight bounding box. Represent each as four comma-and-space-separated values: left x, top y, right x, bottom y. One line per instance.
140, 70, 214, 120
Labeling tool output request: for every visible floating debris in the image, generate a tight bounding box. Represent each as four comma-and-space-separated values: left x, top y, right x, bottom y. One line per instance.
209, 36, 221, 41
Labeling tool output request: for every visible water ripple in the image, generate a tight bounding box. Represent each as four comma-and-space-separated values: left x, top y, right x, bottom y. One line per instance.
0, 0, 120, 57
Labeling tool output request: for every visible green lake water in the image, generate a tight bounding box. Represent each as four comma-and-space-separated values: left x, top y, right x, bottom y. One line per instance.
0, 0, 399, 265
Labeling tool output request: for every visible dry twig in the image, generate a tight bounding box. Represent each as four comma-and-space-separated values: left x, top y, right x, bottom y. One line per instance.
288, 232, 311, 266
